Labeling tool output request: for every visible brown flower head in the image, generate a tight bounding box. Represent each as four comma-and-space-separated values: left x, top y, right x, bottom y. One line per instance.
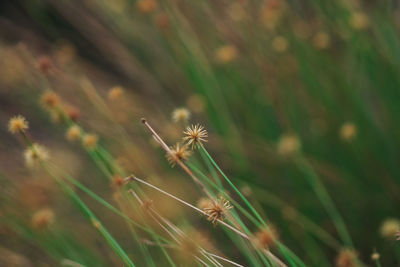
66, 125, 81, 142
24, 144, 49, 167
171, 107, 190, 123
108, 86, 124, 100
336, 249, 358, 267
83, 133, 98, 149
8, 115, 29, 134
166, 143, 192, 166
40, 91, 60, 110
254, 225, 279, 248
32, 208, 54, 229
203, 196, 233, 225
37, 56, 54, 75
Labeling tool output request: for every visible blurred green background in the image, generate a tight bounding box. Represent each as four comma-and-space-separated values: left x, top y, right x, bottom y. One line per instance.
1, 0, 400, 266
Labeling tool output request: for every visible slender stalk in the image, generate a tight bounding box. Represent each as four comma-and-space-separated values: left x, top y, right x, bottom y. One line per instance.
199, 145, 267, 227
141, 118, 213, 199
295, 155, 353, 248
127, 175, 287, 267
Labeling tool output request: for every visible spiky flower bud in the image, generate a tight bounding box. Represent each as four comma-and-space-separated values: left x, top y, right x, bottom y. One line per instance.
24, 144, 49, 167
183, 124, 208, 149
8, 115, 29, 134
32, 208, 54, 229
166, 143, 192, 166
82, 133, 98, 149
172, 108, 190, 123
66, 125, 81, 142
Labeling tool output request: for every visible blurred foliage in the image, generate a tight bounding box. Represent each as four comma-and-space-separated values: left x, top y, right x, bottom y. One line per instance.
1, 0, 400, 266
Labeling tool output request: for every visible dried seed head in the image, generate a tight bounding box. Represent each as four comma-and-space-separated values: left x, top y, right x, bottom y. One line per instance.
32, 208, 54, 229
171, 107, 190, 123
380, 218, 400, 239
66, 125, 81, 142
215, 45, 238, 63
277, 134, 301, 156
340, 122, 357, 141
336, 249, 358, 267
166, 143, 192, 166
272, 36, 288, 53
82, 134, 98, 149
40, 91, 60, 110
8, 115, 29, 134
24, 144, 49, 167
155, 13, 170, 30
313, 32, 330, 50
254, 225, 279, 248
186, 94, 205, 114
183, 124, 208, 149
350, 12, 369, 30
137, 0, 157, 13
203, 196, 233, 225
371, 251, 380, 261
66, 106, 80, 122
108, 86, 124, 100
37, 56, 54, 75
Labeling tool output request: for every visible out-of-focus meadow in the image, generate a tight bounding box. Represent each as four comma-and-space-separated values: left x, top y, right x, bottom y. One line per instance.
1, 0, 400, 266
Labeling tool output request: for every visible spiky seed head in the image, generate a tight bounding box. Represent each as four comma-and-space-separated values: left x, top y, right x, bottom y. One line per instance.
371, 251, 380, 261
380, 218, 400, 239
336, 249, 358, 267
272, 36, 288, 53
66, 125, 81, 142
351, 12, 369, 30
254, 225, 279, 248
40, 91, 60, 110
186, 94, 205, 114
313, 32, 330, 50
166, 143, 192, 166
24, 144, 49, 167
155, 13, 170, 30
83, 134, 98, 149
37, 56, 54, 74
340, 122, 357, 141
8, 115, 29, 134
32, 208, 54, 229
137, 0, 157, 13
171, 107, 190, 123
66, 106, 80, 121
277, 134, 301, 156
215, 45, 238, 63
203, 196, 233, 225
183, 124, 208, 149
108, 86, 124, 100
